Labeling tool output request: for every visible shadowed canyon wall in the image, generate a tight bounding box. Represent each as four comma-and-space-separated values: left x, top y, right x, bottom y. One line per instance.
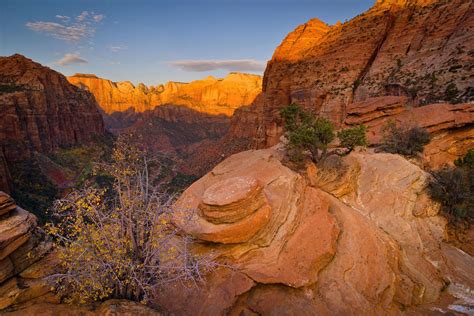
0, 54, 106, 193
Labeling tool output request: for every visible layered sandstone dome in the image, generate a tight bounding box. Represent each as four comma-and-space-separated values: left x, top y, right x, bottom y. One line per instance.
158, 147, 474, 315
68, 72, 262, 116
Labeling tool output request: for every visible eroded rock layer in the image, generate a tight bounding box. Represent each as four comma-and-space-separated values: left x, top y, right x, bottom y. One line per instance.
345, 97, 474, 168
0, 192, 58, 311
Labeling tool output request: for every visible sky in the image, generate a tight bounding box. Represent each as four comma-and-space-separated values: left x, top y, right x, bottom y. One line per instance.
0, 0, 374, 86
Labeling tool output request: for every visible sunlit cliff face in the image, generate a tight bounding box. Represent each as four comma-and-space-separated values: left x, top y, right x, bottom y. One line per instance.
68, 72, 263, 116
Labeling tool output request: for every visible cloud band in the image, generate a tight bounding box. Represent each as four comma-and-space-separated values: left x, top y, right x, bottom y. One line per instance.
169, 59, 265, 72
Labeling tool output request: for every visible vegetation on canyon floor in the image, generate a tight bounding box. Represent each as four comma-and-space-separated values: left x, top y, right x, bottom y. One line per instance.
45, 135, 217, 305
10, 135, 114, 223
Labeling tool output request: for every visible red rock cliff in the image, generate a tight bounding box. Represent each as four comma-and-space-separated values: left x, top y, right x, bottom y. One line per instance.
230, 0, 474, 155
0, 54, 105, 192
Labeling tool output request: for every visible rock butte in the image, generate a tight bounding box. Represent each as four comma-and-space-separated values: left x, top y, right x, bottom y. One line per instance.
67, 72, 262, 116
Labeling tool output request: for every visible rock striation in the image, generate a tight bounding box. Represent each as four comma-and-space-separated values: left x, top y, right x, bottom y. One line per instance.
226, 0, 474, 166
68, 72, 262, 116
158, 146, 474, 315
0, 192, 58, 311
345, 97, 474, 168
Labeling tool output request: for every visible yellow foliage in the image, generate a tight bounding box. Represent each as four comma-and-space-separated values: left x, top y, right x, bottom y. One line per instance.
46, 135, 216, 305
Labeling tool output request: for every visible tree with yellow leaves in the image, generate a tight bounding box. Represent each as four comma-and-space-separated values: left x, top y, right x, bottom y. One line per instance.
46, 135, 216, 305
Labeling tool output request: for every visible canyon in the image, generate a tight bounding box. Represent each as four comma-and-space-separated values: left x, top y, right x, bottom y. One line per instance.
67, 72, 263, 176
0, 0, 473, 314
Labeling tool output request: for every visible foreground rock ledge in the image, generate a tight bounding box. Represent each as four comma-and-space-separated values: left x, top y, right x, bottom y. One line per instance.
1, 147, 472, 315
163, 147, 474, 315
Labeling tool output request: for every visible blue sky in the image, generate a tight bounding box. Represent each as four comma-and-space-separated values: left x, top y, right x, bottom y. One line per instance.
0, 0, 374, 85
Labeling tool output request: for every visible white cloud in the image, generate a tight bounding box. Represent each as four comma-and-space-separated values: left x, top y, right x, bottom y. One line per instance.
76, 11, 89, 22
109, 45, 127, 52
26, 11, 105, 43
26, 21, 92, 42
55, 15, 70, 22
169, 59, 266, 72
54, 53, 88, 66
93, 14, 105, 22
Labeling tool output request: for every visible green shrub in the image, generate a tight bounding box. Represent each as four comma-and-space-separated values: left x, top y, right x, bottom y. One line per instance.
280, 103, 311, 133
428, 162, 473, 225
280, 104, 367, 163
454, 149, 474, 168
379, 121, 430, 157
338, 125, 368, 154
286, 116, 335, 163
445, 83, 460, 103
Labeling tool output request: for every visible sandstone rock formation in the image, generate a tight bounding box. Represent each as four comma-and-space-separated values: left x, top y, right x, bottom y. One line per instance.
226, 0, 474, 166
68, 72, 262, 116
0, 54, 105, 192
156, 147, 474, 315
0, 192, 58, 311
68, 72, 261, 179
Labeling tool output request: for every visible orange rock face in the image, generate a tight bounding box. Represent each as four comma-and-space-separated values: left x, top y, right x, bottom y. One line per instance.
345, 97, 474, 168
0, 192, 59, 312
68, 72, 262, 116
227, 0, 473, 166
158, 147, 474, 315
